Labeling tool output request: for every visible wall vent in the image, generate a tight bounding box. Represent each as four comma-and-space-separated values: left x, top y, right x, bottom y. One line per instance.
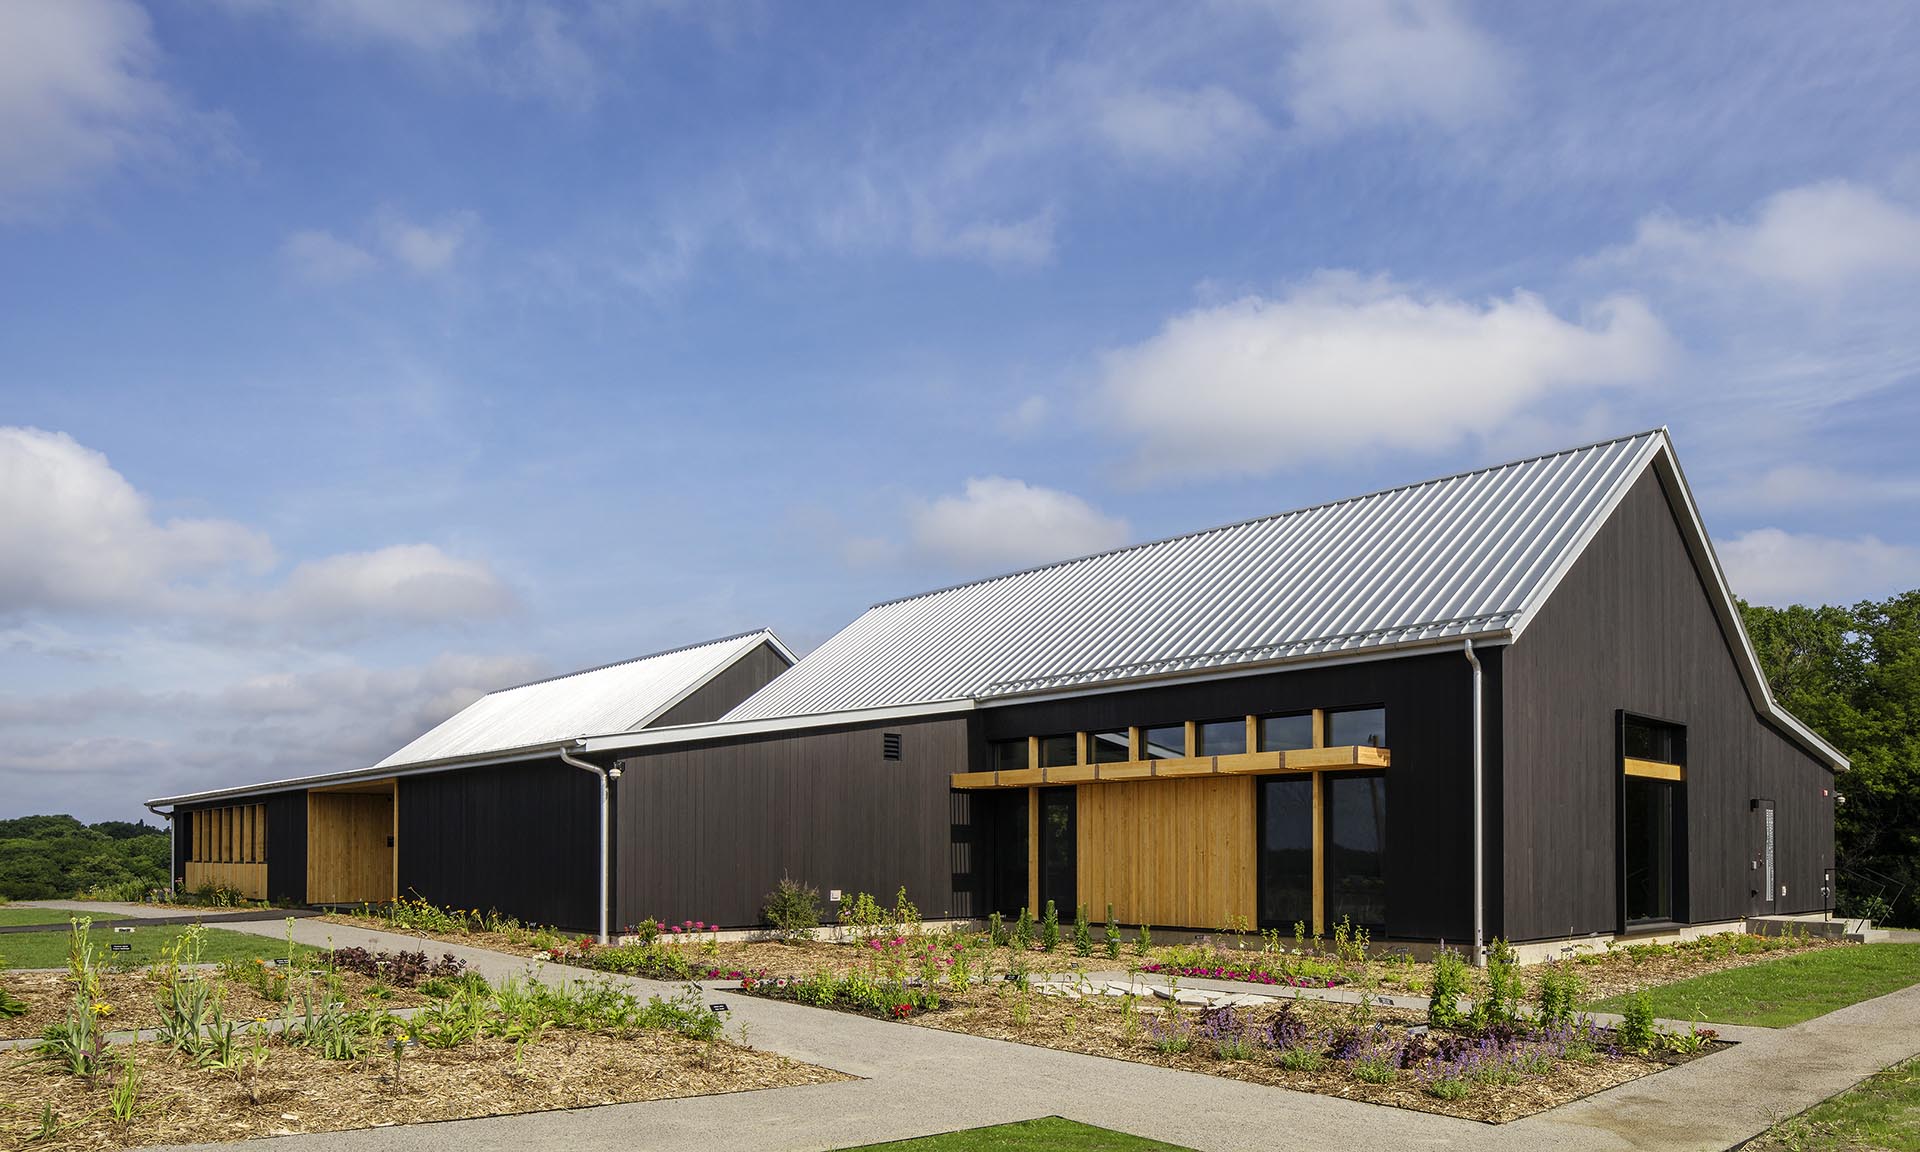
882, 732, 903, 760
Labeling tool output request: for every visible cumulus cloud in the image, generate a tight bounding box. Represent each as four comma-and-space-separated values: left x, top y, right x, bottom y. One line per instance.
0, 427, 274, 613
267, 544, 517, 628
911, 477, 1130, 572
1096, 273, 1672, 478
1600, 181, 1920, 293
1719, 528, 1920, 608
0, 426, 514, 632
280, 229, 377, 283
0, 0, 181, 215
1279, 0, 1514, 135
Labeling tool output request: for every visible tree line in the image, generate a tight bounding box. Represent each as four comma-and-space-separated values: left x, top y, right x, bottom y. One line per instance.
1744, 590, 1919, 926
0, 815, 169, 901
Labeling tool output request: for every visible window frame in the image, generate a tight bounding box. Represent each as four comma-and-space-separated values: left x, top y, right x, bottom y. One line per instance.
1323, 705, 1387, 749
1616, 710, 1689, 931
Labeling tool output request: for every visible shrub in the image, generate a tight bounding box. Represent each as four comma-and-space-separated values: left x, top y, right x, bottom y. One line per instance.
838, 891, 886, 938
762, 874, 822, 942
1617, 990, 1656, 1053
1277, 1044, 1325, 1072
1073, 903, 1093, 956
1534, 959, 1583, 1031
1137, 923, 1153, 955
1010, 906, 1034, 951
1041, 901, 1060, 952
1473, 939, 1523, 1029
988, 911, 1005, 946
1427, 948, 1470, 1030
327, 947, 465, 988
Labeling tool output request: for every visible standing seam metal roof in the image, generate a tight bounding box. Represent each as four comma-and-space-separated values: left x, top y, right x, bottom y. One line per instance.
723, 433, 1665, 719
375, 629, 787, 769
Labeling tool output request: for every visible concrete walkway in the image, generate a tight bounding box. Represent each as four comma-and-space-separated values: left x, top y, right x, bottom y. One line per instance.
0, 903, 321, 934
130, 919, 1920, 1152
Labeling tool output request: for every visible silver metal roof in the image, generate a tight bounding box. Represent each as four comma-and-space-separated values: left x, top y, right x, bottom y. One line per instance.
375, 629, 790, 770
726, 433, 1670, 720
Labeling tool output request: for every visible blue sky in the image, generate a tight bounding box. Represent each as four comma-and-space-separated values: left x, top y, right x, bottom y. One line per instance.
3, 1, 1918, 821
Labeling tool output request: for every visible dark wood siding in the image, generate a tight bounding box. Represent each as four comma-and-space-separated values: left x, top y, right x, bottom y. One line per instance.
264, 791, 308, 903
981, 652, 1500, 943
399, 760, 600, 931
614, 716, 971, 929
648, 642, 793, 729
1503, 469, 1837, 942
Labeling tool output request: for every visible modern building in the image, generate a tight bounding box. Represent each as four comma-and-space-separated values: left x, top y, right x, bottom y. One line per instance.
149, 429, 1844, 955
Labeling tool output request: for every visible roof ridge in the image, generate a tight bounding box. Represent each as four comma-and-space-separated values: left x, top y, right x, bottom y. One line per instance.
488, 628, 776, 694
869, 428, 1670, 610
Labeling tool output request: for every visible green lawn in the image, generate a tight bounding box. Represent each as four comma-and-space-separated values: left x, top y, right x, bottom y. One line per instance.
1591, 943, 1920, 1027
0, 925, 313, 970
841, 1118, 1193, 1151
1748, 1056, 1920, 1151
0, 907, 82, 926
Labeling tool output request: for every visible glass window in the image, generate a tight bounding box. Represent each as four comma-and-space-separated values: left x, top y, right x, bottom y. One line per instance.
1326, 707, 1387, 748
1624, 717, 1684, 764
1258, 778, 1313, 930
1088, 730, 1131, 764
1325, 773, 1387, 933
991, 739, 1029, 772
1038, 734, 1078, 768
1195, 718, 1247, 756
1623, 776, 1676, 923
1038, 787, 1077, 913
1141, 725, 1187, 759
1259, 713, 1315, 752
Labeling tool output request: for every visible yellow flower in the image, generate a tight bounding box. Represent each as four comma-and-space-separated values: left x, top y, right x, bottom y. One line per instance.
91, 1002, 113, 1016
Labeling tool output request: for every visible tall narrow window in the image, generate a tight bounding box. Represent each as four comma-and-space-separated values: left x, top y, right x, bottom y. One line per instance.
1195, 718, 1246, 756
1621, 714, 1686, 927
1038, 787, 1077, 913
1258, 778, 1314, 929
1325, 772, 1387, 932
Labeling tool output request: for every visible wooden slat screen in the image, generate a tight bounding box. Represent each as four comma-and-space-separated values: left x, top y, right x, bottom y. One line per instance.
188, 802, 266, 865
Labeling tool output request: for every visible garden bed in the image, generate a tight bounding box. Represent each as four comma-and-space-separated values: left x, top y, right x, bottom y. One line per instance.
0, 993, 847, 1148
0, 968, 432, 1043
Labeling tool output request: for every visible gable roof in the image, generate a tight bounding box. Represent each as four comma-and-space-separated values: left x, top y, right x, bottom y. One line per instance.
374, 629, 793, 771
721, 431, 1845, 771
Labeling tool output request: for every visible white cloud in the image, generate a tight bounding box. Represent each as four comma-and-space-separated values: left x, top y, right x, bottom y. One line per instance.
1711, 464, 1920, 512
0, 426, 513, 632
0, 427, 273, 613
269, 544, 516, 627
280, 229, 377, 283
911, 209, 1055, 268
1601, 181, 1920, 294
0, 652, 546, 819
911, 477, 1130, 571
1718, 528, 1920, 608
1002, 395, 1051, 437
1094, 85, 1272, 167
377, 207, 480, 273
1279, 0, 1513, 136
0, 0, 180, 216
1096, 273, 1672, 478
287, 0, 495, 54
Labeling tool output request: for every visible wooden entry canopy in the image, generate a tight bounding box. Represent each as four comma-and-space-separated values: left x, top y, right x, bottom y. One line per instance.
307, 778, 397, 905
951, 743, 1388, 788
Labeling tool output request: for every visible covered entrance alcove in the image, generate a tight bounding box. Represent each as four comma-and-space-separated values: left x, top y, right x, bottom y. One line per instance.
307, 778, 397, 905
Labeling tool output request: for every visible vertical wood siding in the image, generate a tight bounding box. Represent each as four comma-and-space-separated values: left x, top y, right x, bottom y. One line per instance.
1503, 470, 1837, 942
398, 759, 600, 931
306, 791, 394, 905
1076, 776, 1257, 929
614, 716, 971, 929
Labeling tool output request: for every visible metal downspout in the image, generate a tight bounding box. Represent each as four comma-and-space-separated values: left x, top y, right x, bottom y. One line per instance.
1463, 639, 1485, 967
558, 743, 619, 946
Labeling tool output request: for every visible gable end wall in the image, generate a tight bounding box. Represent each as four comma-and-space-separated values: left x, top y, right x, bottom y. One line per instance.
1502, 469, 1835, 942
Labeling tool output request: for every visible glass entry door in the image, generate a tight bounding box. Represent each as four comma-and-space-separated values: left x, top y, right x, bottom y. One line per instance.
1258, 778, 1314, 929
1038, 786, 1077, 915
1325, 772, 1387, 933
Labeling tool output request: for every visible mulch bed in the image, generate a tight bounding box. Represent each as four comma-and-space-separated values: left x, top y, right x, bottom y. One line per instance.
902, 985, 1721, 1124
1, 971, 430, 1043
0, 1028, 850, 1148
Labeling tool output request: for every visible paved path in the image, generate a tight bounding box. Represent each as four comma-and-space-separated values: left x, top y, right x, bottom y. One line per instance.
132, 920, 1920, 1152
0, 904, 321, 934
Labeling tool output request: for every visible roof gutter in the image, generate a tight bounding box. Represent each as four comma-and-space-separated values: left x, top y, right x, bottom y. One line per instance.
557, 741, 620, 946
